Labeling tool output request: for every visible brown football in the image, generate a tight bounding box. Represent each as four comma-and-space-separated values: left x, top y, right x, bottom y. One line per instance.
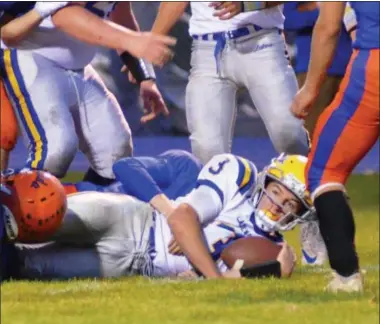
221, 237, 282, 269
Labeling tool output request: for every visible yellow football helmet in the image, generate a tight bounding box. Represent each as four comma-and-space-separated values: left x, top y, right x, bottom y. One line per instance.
252, 153, 315, 232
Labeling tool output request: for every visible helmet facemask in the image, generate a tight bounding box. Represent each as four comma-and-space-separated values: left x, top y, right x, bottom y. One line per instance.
251, 154, 316, 233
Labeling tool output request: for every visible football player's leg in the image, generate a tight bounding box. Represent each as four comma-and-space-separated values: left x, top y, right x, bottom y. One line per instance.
0, 205, 19, 282
244, 32, 310, 156
16, 243, 103, 280
0, 50, 78, 178
52, 193, 155, 277
76, 65, 133, 185
96, 200, 155, 277
307, 49, 379, 289
186, 41, 239, 164
0, 79, 18, 171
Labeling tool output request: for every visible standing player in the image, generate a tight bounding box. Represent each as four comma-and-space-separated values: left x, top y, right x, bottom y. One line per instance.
1, 153, 309, 280
0, 2, 175, 184
0, 2, 69, 171
151, 2, 310, 164
291, 2, 379, 292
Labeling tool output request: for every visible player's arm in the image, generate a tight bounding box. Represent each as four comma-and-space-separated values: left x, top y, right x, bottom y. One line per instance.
151, 2, 189, 35
168, 203, 221, 278
51, 3, 175, 66
167, 155, 257, 279
109, 2, 139, 37
113, 157, 175, 218
303, 2, 346, 94
210, 1, 283, 20
0, 2, 69, 47
109, 2, 156, 80
51, 3, 136, 52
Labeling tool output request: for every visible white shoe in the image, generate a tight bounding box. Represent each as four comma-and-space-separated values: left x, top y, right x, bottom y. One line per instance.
301, 249, 327, 266
300, 221, 328, 266
326, 272, 363, 293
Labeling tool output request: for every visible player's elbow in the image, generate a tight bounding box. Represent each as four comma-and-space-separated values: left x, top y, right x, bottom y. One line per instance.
316, 20, 341, 39
1, 29, 21, 47
51, 4, 83, 30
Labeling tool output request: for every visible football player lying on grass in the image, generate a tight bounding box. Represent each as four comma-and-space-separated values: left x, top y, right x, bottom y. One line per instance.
0, 153, 314, 281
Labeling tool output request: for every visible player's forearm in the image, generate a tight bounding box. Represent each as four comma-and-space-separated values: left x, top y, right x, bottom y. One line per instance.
168, 204, 221, 279
110, 2, 140, 32
52, 5, 137, 52
109, 2, 140, 56
304, 17, 340, 92
150, 194, 175, 218
152, 2, 189, 35
0, 11, 43, 47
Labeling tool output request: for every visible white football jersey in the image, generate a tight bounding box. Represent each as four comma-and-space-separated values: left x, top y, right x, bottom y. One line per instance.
152, 154, 284, 276
189, 2, 284, 35
2, 2, 116, 70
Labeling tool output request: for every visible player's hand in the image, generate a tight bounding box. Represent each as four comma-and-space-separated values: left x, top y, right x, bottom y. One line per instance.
168, 237, 183, 255
177, 270, 199, 279
222, 259, 244, 279
276, 243, 296, 278
210, 2, 243, 20
290, 85, 318, 119
128, 32, 176, 67
222, 269, 242, 278
139, 80, 170, 124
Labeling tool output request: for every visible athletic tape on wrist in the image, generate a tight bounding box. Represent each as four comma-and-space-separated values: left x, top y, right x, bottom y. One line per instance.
239, 260, 282, 278
120, 51, 156, 84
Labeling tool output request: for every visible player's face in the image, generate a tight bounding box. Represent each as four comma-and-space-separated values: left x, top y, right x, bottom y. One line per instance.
257, 181, 302, 221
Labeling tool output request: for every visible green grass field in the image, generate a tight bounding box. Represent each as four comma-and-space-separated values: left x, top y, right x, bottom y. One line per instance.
1, 174, 379, 324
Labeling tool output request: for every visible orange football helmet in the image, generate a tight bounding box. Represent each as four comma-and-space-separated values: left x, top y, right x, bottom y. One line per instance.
1, 169, 67, 242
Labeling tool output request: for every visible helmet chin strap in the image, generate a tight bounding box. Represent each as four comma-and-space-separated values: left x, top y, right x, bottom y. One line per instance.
251, 189, 279, 233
